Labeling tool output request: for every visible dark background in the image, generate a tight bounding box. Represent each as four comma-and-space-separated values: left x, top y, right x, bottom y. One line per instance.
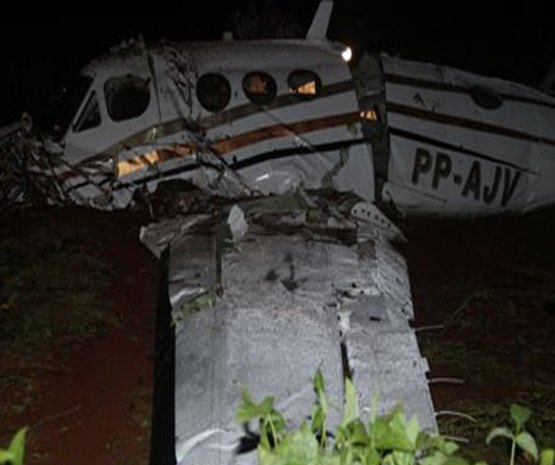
1, 0, 553, 126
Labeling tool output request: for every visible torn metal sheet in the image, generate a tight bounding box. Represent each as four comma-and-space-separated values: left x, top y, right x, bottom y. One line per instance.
379, 53, 555, 215
142, 192, 436, 465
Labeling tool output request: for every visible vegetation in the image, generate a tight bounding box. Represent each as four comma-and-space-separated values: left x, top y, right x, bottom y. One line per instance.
0, 211, 113, 344
236, 370, 554, 465
0, 428, 26, 465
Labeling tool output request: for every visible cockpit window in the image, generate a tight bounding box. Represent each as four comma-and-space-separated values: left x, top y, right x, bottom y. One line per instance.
243, 72, 276, 105
73, 91, 101, 132
196, 73, 231, 112
50, 75, 93, 136
104, 75, 150, 121
288, 70, 321, 99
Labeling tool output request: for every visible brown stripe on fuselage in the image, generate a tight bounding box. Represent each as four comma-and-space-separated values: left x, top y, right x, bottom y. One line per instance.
70, 110, 363, 183
211, 111, 361, 154
387, 102, 555, 147
81, 79, 356, 165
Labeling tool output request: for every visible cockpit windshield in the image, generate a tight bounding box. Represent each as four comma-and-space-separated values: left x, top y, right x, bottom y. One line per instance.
50, 76, 93, 137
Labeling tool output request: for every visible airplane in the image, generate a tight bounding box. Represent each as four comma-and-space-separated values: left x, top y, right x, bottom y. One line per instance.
1, 3, 553, 216
0, 2, 554, 464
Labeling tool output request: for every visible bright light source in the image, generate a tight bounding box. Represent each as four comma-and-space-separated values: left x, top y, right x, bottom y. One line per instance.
342, 46, 352, 62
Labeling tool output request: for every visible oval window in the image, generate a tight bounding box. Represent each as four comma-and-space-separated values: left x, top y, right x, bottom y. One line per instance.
243, 72, 276, 105
288, 70, 321, 99
105, 75, 150, 121
470, 85, 503, 110
197, 73, 231, 112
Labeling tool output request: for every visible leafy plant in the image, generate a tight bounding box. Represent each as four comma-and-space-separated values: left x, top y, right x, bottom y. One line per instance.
237, 372, 554, 465
0, 428, 27, 465
237, 370, 463, 465
487, 404, 554, 465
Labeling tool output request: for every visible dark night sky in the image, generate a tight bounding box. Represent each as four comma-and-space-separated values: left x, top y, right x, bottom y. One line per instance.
1, 1, 553, 126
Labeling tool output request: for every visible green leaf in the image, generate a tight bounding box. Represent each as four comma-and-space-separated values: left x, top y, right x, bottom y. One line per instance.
383, 452, 396, 465
311, 405, 325, 437
366, 448, 381, 465
259, 444, 283, 465
314, 368, 325, 397
443, 441, 460, 456
236, 389, 275, 423
279, 424, 320, 465
417, 435, 458, 460
486, 427, 514, 445
393, 450, 415, 465
540, 449, 554, 465
0, 450, 16, 464
419, 451, 448, 465
441, 457, 469, 465
369, 391, 380, 424
510, 404, 531, 430
406, 416, 420, 448
7, 428, 27, 465
321, 454, 341, 465
373, 408, 414, 452
312, 368, 329, 445
515, 432, 538, 461
348, 420, 370, 446
341, 378, 360, 428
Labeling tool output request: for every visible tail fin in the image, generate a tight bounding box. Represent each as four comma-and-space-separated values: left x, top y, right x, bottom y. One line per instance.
306, 0, 333, 40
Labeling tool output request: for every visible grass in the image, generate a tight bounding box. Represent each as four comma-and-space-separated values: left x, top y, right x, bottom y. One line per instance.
418, 337, 499, 387
437, 399, 555, 464
0, 211, 114, 344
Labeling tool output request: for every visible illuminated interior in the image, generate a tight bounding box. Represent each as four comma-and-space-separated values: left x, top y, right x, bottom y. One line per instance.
117, 151, 161, 177
291, 81, 317, 96
360, 110, 378, 121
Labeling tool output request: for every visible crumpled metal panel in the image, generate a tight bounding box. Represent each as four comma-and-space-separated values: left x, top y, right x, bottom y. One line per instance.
156, 206, 437, 464
373, 233, 414, 322
172, 232, 344, 465
168, 233, 217, 313
346, 325, 436, 431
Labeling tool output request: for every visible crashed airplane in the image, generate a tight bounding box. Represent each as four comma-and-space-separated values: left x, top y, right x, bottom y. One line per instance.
1, 1, 554, 464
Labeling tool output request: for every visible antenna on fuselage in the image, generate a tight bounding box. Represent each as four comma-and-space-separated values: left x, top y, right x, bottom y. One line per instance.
306, 0, 333, 40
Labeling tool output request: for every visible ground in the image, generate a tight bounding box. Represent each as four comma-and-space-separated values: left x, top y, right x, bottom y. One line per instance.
403, 210, 555, 462
0, 206, 553, 464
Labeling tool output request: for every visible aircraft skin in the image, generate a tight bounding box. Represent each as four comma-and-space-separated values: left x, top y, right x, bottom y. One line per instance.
2, 29, 554, 216
379, 55, 555, 215
53, 38, 376, 209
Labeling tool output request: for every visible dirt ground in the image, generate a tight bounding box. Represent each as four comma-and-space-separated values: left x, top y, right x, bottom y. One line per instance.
403, 209, 555, 461
0, 206, 553, 464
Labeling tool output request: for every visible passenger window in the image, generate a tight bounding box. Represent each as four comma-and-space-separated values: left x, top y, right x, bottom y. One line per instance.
196, 73, 231, 112
288, 70, 321, 99
104, 75, 150, 121
73, 91, 100, 132
243, 72, 276, 105
470, 85, 503, 110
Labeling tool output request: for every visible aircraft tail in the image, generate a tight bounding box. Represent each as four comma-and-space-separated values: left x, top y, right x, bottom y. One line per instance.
306, 0, 333, 40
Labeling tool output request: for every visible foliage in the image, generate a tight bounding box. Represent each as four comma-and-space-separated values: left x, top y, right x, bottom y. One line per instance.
0, 215, 113, 343
0, 428, 27, 465
237, 370, 554, 465
487, 404, 554, 465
